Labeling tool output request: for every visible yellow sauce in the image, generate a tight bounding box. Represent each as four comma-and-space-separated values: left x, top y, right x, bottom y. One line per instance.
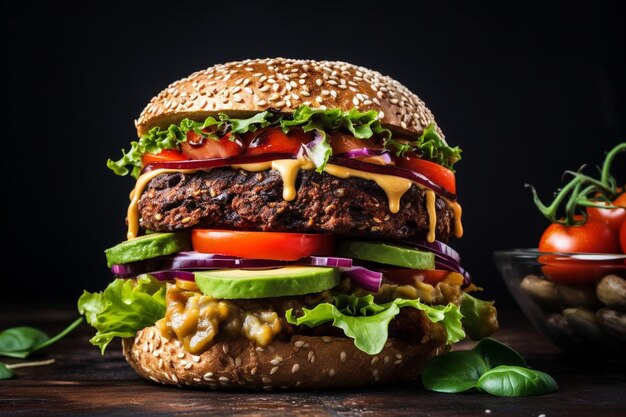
127, 160, 463, 240
425, 190, 437, 242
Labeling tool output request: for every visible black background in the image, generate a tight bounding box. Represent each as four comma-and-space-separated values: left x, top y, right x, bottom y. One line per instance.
3, 1, 624, 308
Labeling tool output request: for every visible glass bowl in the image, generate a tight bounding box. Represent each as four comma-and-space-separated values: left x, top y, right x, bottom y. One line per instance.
494, 249, 626, 357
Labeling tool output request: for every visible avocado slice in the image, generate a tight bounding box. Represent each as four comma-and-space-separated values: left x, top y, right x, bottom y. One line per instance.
336, 240, 435, 269
105, 232, 191, 267
194, 266, 339, 299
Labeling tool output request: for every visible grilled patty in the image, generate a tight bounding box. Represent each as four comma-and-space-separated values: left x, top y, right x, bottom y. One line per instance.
138, 168, 455, 241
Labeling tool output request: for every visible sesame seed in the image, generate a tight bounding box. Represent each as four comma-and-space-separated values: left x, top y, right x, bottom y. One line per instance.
191, 355, 200, 363
250, 367, 257, 375
270, 367, 279, 375
384, 356, 390, 364
244, 87, 253, 94
179, 360, 188, 367
292, 364, 300, 374
315, 79, 323, 86
243, 78, 251, 86
231, 86, 241, 93
295, 341, 306, 348
395, 353, 403, 359
330, 90, 338, 98
233, 93, 243, 102
300, 91, 310, 97
372, 369, 379, 381
181, 217, 191, 224
308, 351, 316, 363
352, 97, 359, 106
171, 374, 178, 383
219, 376, 230, 382
176, 353, 185, 359
222, 344, 230, 354
394, 360, 402, 365
184, 363, 192, 370
259, 85, 270, 92
235, 357, 242, 367
327, 79, 338, 85
193, 377, 201, 383
255, 100, 267, 106
152, 351, 160, 358
328, 369, 336, 377
322, 336, 331, 343
255, 347, 264, 352
371, 356, 379, 365
270, 357, 283, 365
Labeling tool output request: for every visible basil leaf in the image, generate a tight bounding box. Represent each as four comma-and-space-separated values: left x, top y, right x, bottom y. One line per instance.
286, 294, 464, 355
0, 327, 48, 357
477, 365, 558, 396
0, 363, 15, 379
78, 276, 166, 354
29, 318, 83, 354
473, 338, 527, 369
421, 351, 487, 393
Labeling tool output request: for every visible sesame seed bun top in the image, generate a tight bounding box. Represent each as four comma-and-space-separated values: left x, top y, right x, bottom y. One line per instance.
135, 58, 443, 139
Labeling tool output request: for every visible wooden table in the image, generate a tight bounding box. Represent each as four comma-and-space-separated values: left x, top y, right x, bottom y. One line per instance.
1, 307, 625, 417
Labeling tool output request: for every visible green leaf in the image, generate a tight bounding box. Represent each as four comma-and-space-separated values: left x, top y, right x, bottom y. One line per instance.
78, 276, 166, 354
460, 292, 499, 340
477, 365, 558, 396
0, 327, 48, 357
421, 351, 487, 393
286, 294, 464, 355
473, 338, 527, 369
0, 363, 15, 379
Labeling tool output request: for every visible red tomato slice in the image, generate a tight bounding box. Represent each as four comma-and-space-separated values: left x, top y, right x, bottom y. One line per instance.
587, 193, 626, 232
620, 220, 626, 253
191, 230, 334, 261
395, 157, 456, 194
245, 128, 308, 155
181, 132, 244, 159
330, 132, 382, 155
538, 217, 620, 254
538, 255, 624, 284
382, 269, 450, 285
141, 149, 186, 166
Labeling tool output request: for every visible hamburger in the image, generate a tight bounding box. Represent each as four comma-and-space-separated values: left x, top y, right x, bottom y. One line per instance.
78, 58, 498, 389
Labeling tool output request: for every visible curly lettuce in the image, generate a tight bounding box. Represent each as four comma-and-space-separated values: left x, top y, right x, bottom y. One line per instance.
286, 293, 464, 355
77, 276, 166, 354
109, 105, 462, 178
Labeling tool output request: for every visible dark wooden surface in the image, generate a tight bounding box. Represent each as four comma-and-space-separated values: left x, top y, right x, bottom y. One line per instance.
1, 307, 625, 417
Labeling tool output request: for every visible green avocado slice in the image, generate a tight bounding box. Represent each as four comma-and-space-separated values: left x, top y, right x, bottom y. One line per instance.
104, 232, 191, 267
194, 266, 340, 299
336, 240, 435, 269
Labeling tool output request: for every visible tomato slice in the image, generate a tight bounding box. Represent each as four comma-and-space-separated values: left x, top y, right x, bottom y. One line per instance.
330, 132, 382, 155
395, 157, 456, 194
191, 230, 334, 261
245, 127, 309, 155
382, 269, 450, 285
538, 254, 625, 284
142, 149, 187, 166
181, 132, 244, 160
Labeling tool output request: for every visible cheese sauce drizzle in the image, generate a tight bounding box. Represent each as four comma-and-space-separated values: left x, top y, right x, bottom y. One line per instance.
127, 160, 463, 241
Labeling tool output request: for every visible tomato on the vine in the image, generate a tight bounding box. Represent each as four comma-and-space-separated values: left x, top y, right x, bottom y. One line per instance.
538, 217, 620, 254
587, 193, 626, 233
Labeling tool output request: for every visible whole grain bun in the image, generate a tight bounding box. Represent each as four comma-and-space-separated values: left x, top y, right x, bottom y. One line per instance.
122, 326, 448, 390
135, 58, 443, 140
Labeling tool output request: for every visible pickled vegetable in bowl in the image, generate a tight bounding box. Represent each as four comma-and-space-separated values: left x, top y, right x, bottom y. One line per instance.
495, 250, 626, 357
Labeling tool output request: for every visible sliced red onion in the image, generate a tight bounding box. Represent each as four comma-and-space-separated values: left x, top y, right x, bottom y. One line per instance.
329, 156, 456, 200
340, 266, 383, 292
141, 152, 295, 174
337, 148, 393, 164
400, 240, 461, 263
148, 270, 195, 281
111, 253, 353, 277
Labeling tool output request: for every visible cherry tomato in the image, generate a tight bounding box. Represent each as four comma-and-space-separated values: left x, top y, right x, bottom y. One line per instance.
395, 157, 456, 194
619, 222, 626, 253
382, 269, 450, 285
245, 127, 308, 155
181, 132, 244, 159
330, 132, 382, 155
538, 217, 620, 254
141, 149, 186, 166
587, 193, 626, 232
191, 230, 334, 261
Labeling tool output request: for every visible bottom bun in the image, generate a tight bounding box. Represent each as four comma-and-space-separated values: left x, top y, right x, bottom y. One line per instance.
123, 326, 448, 390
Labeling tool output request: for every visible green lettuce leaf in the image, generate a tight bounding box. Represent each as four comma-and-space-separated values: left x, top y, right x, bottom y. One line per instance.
460, 292, 499, 340
108, 112, 272, 178
285, 293, 464, 355
77, 276, 166, 354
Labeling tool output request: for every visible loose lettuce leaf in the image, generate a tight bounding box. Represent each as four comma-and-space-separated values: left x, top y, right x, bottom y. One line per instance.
77, 276, 166, 354
108, 112, 272, 178
285, 293, 464, 355
460, 292, 499, 340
